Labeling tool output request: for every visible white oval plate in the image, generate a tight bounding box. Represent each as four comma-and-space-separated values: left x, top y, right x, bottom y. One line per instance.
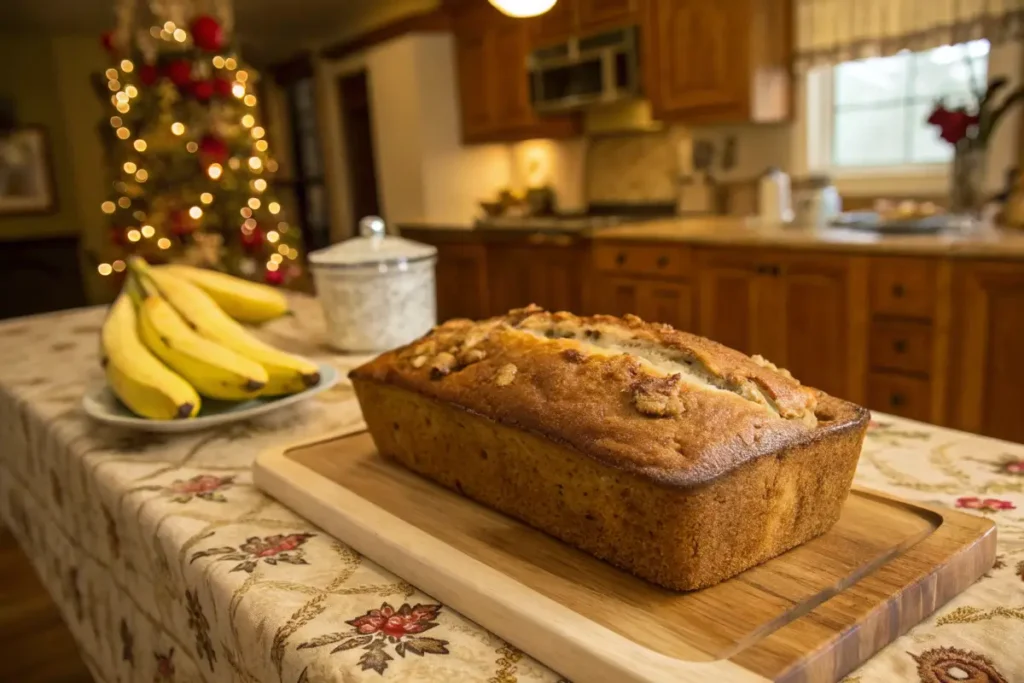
82, 362, 340, 433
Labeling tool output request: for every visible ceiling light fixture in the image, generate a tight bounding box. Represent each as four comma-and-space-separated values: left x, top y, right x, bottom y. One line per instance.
488, 0, 557, 18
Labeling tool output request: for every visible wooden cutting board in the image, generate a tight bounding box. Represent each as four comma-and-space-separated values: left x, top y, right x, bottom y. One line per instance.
254, 426, 996, 683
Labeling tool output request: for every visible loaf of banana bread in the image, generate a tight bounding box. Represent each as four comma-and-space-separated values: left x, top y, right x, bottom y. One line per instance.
350, 305, 869, 590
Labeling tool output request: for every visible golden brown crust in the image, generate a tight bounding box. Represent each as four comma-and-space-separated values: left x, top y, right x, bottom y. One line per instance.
349, 306, 867, 488
354, 380, 867, 590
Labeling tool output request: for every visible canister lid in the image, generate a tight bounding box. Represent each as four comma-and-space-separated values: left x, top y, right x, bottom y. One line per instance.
308, 216, 437, 268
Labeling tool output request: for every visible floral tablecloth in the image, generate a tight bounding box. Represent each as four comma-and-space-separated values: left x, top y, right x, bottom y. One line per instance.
0, 300, 1021, 683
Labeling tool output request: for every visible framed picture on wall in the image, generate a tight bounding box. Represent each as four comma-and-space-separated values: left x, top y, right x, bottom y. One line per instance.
0, 126, 56, 215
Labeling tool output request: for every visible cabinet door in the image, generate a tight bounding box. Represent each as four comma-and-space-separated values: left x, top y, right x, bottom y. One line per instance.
487, 243, 584, 314
776, 254, 865, 402
578, 0, 637, 33
593, 276, 645, 317
435, 243, 490, 322
646, 0, 746, 119
454, 30, 497, 139
642, 280, 695, 332
697, 250, 759, 354
951, 261, 1024, 442
492, 19, 535, 130
528, 0, 578, 45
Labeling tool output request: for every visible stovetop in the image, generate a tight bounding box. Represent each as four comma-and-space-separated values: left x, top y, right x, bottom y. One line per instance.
475, 203, 676, 234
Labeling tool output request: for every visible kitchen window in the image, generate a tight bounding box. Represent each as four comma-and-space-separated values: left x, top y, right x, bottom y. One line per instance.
807, 40, 990, 173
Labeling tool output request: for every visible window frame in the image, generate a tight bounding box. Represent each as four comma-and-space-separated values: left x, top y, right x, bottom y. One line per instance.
806, 62, 952, 182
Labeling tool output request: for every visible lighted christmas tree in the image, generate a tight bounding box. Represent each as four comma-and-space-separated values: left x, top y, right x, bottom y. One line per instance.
95, 2, 303, 287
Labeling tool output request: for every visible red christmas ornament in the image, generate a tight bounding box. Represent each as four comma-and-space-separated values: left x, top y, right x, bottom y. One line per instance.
198, 135, 229, 165
264, 268, 284, 286
170, 210, 194, 236
165, 60, 193, 87
241, 226, 264, 251
190, 15, 224, 52
213, 77, 233, 98
101, 30, 116, 54
192, 80, 215, 101
139, 64, 160, 86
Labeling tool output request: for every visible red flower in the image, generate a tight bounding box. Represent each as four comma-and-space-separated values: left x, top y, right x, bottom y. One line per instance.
927, 104, 979, 145
346, 603, 441, 640
956, 496, 1017, 512
239, 532, 313, 558
1002, 460, 1024, 475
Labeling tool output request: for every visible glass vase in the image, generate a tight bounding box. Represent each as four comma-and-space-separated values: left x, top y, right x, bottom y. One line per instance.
949, 145, 987, 221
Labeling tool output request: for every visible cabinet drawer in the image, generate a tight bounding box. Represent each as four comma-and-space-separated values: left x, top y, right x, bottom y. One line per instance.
869, 258, 937, 318
593, 243, 692, 277
868, 373, 933, 422
869, 320, 932, 375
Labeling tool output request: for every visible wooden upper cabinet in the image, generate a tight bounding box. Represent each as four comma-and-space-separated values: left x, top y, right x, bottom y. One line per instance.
492, 19, 535, 129
578, 0, 638, 33
644, 0, 791, 123
528, 0, 578, 45
454, 32, 497, 139
951, 260, 1024, 443
453, 1, 581, 143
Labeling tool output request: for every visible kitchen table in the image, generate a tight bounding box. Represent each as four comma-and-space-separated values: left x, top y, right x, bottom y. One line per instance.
0, 297, 1021, 683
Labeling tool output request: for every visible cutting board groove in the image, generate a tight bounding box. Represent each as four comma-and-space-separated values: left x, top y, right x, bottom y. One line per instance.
254, 427, 996, 683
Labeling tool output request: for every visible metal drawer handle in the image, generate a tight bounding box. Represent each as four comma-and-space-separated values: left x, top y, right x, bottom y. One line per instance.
616, 252, 627, 265
892, 284, 905, 298
890, 393, 906, 407
893, 339, 907, 353
656, 255, 669, 268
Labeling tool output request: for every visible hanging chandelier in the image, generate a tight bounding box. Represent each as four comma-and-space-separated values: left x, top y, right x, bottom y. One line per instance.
488, 0, 558, 18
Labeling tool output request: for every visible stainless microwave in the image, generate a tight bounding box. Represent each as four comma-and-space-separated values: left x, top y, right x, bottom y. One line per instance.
527, 27, 640, 112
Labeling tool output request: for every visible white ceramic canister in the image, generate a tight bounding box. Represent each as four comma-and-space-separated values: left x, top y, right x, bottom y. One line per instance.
309, 216, 438, 352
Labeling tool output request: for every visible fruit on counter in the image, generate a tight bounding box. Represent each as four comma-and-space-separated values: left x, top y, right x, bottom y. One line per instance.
101, 294, 201, 420
138, 262, 320, 396
128, 271, 269, 400
158, 264, 289, 323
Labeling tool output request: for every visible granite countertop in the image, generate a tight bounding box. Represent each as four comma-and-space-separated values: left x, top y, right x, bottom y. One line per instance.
592, 216, 1024, 258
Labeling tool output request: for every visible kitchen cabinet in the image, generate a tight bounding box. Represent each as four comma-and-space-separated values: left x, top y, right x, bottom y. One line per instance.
951, 260, 1024, 443
453, 1, 581, 143
591, 242, 696, 330
864, 256, 951, 425
528, 0, 578, 45
435, 243, 490, 322
527, 0, 637, 46
578, 0, 638, 33
696, 249, 866, 403
594, 276, 694, 331
486, 235, 586, 314
643, 0, 791, 123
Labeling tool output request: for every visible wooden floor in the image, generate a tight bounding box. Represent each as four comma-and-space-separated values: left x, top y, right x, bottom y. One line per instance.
0, 525, 94, 683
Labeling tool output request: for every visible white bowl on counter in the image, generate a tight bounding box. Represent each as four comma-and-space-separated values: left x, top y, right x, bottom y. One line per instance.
309, 216, 437, 353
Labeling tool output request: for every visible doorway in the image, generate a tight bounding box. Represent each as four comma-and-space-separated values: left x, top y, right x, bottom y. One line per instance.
337, 71, 382, 230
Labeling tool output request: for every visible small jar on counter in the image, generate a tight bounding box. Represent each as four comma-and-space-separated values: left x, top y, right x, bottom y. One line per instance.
309, 216, 437, 352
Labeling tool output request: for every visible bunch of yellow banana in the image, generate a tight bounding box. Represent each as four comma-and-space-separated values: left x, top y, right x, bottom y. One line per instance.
100, 258, 319, 420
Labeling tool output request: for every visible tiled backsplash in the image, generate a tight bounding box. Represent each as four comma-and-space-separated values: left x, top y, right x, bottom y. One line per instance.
586, 122, 793, 205
586, 130, 679, 203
